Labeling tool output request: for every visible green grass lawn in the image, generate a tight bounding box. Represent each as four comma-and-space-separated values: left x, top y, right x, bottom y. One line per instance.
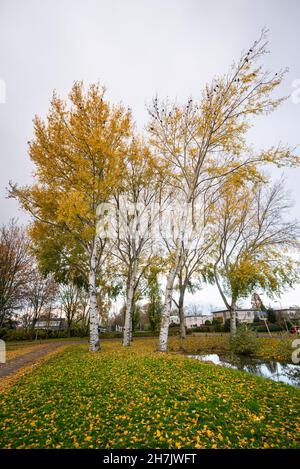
0, 339, 299, 449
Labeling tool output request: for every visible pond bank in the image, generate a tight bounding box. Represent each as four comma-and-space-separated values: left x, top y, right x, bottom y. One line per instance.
186, 353, 300, 387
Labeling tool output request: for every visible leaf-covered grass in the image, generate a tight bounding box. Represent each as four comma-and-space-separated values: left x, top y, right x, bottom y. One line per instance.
0, 340, 299, 449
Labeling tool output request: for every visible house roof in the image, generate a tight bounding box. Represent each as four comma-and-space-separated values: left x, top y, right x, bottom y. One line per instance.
36, 317, 65, 323
185, 314, 212, 318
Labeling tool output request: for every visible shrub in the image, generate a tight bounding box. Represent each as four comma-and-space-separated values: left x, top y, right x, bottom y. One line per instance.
51, 330, 68, 339
214, 323, 225, 332
224, 319, 231, 332
70, 326, 87, 337
3, 328, 72, 341
267, 308, 277, 323
5, 328, 33, 341
0, 328, 8, 340
133, 331, 159, 337
99, 332, 123, 339
255, 324, 283, 333
230, 325, 258, 355
212, 318, 223, 325
190, 326, 206, 333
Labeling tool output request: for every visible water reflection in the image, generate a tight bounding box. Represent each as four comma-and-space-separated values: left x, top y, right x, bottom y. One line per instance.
187, 353, 300, 387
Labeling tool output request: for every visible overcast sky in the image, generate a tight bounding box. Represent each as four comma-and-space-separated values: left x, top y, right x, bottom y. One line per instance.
0, 0, 300, 310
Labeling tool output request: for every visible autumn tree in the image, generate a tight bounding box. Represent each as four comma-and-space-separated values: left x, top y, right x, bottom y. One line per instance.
10, 82, 133, 351
251, 292, 266, 311
59, 283, 82, 337
147, 29, 299, 351
0, 220, 33, 327
211, 179, 299, 336
24, 269, 58, 334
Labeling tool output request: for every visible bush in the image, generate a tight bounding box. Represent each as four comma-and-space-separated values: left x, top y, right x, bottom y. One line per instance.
190, 326, 209, 333
0, 328, 8, 340
214, 323, 225, 332
187, 325, 227, 333
70, 326, 87, 337
5, 328, 33, 341
255, 324, 283, 333
224, 319, 231, 332
3, 328, 72, 341
133, 331, 159, 337
212, 318, 223, 325
230, 325, 258, 355
267, 308, 277, 324
99, 332, 123, 339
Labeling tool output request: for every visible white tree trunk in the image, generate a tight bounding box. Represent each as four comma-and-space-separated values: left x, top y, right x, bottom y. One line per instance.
178, 285, 187, 340
129, 308, 133, 342
157, 202, 189, 352
157, 265, 178, 352
230, 307, 237, 337
88, 242, 100, 352
123, 263, 137, 346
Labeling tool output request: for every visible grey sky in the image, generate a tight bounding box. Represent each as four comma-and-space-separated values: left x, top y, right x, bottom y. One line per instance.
0, 0, 299, 309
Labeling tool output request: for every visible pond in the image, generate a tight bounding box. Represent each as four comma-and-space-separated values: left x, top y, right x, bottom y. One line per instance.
187, 353, 300, 387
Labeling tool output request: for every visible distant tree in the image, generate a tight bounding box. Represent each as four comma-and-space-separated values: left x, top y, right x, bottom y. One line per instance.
59, 284, 83, 337
145, 265, 162, 333
0, 220, 33, 327
212, 180, 300, 336
251, 292, 266, 311
25, 269, 58, 335
110, 308, 125, 331
132, 303, 142, 332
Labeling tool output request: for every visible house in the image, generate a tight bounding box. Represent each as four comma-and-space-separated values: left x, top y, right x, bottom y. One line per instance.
34, 317, 66, 331
272, 307, 300, 320
184, 315, 213, 329
169, 314, 213, 329
169, 315, 180, 325
212, 309, 261, 324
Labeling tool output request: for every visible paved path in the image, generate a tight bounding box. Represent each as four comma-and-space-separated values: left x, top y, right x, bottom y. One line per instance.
0, 340, 87, 379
